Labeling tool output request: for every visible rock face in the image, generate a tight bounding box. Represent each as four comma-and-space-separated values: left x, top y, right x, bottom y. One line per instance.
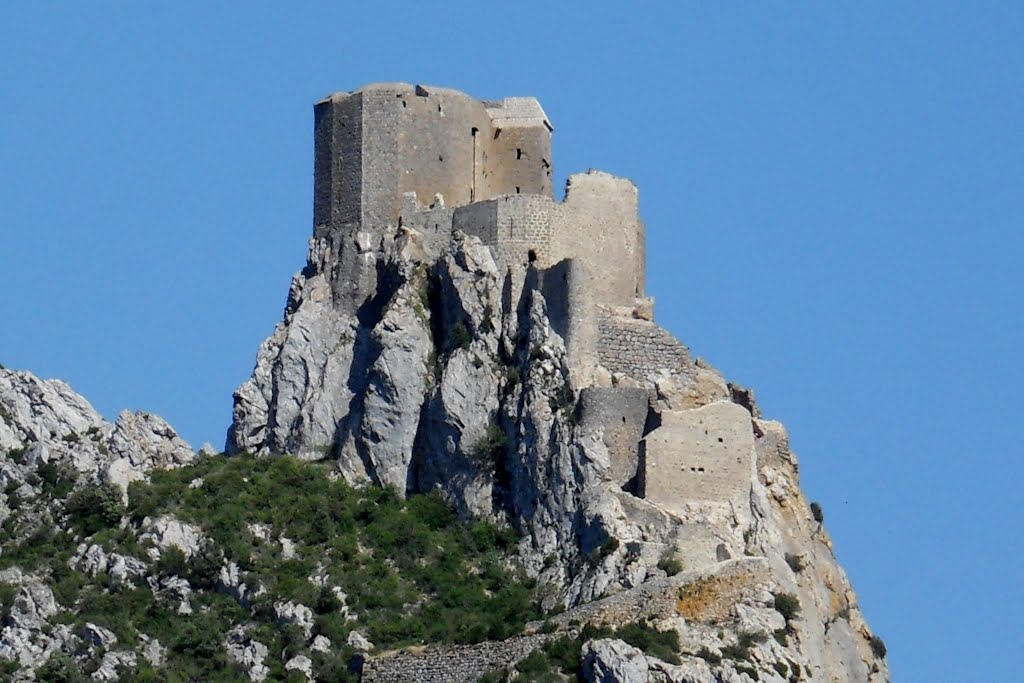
0, 368, 194, 499
224, 83, 888, 682
0, 83, 887, 681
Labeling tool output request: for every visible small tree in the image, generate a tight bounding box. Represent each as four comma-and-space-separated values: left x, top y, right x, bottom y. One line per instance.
65, 483, 125, 536
810, 501, 824, 524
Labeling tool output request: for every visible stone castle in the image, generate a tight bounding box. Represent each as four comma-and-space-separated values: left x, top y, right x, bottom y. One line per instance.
312, 83, 753, 524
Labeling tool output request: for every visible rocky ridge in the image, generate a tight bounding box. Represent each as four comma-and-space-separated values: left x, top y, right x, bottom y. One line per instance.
220, 203, 888, 682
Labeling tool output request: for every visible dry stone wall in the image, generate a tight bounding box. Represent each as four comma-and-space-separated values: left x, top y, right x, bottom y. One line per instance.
537, 558, 769, 631
360, 633, 558, 683
597, 313, 691, 381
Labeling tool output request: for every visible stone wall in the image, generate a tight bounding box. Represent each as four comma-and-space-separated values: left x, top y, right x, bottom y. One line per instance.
361, 633, 558, 683
315, 84, 553, 236
482, 97, 552, 199
536, 558, 769, 631
577, 387, 652, 487
597, 313, 691, 381
552, 171, 644, 308
313, 92, 362, 237
539, 259, 599, 383
639, 402, 756, 513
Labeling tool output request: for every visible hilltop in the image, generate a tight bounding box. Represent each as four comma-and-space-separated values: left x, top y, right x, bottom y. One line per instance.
0, 83, 887, 682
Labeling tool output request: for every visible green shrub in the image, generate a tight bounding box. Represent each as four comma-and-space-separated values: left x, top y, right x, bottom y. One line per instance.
810, 501, 824, 524
657, 549, 683, 577
870, 634, 887, 659
773, 592, 801, 626
471, 423, 507, 467
65, 483, 125, 536
450, 321, 471, 350
38, 462, 78, 498
36, 653, 87, 683
158, 546, 188, 577
617, 620, 681, 664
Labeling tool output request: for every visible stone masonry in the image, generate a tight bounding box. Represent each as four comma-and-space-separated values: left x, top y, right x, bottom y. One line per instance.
312, 82, 752, 532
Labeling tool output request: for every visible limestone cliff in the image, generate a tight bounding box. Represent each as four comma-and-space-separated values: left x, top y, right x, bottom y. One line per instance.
223, 81, 887, 682
226, 215, 887, 682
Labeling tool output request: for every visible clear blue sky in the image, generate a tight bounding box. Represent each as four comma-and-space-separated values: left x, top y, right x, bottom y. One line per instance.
1, 3, 1020, 679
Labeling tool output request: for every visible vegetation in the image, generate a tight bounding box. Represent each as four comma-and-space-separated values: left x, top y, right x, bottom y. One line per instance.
450, 320, 471, 350
484, 620, 681, 680
810, 501, 824, 524
471, 422, 508, 467
869, 634, 887, 659
657, 548, 683, 577
773, 592, 801, 630
0, 454, 547, 680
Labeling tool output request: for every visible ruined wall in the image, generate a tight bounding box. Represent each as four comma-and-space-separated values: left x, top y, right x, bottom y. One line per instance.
551, 171, 644, 307
540, 259, 599, 381
398, 194, 455, 258
313, 92, 362, 237
482, 97, 553, 199
455, 195, 557, 272
639, 402, 756, 513
577, 386, 651, 487
361, 634, 558, 683
597, 313, 691, 381
539, 558, 769, 631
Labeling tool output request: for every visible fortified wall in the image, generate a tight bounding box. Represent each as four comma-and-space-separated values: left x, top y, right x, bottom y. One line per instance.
314, 83, 755, 532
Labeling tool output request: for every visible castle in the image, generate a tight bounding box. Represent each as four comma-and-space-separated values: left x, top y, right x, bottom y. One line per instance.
313, 83, 753, 522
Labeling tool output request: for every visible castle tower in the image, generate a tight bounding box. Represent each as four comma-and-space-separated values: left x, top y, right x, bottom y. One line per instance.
313, 83, 553, 238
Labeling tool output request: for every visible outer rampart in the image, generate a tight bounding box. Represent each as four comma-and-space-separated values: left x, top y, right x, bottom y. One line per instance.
639, 402, 756, 513
360, 633, 558, 683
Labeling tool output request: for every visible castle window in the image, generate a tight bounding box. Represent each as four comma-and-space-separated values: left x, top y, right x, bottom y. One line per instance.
515, 186, 520, 194
528, 249, 537, 263
471, 127, 479, 137
516, 148, 523, 159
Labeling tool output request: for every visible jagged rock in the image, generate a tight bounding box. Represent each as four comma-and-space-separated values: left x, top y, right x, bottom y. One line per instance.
8, 583, 58, 630
581, 638, 649, 683
311, 635, 332, 653
0, 581, 63, 670
217, 561, 262, 607
347, 629, 374, 652
71, 543, 109, 576
139, 635, 166, 667
284, 654, 314, 681
92, 650, 137, 681
225, 627, 271, 682
149, 575, 192, 615
79, 622, 117, 651
274, 601, 314, 639
103, 411, 194, 494
140, 515, 205, 560
279, 536, 298, 560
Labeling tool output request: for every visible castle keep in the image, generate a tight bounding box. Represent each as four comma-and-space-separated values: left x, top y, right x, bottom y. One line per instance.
313, 83, 746, 537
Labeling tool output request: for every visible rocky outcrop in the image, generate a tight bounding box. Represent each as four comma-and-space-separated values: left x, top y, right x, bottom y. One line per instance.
223, 186, 888, 679
0, 368, 194, 497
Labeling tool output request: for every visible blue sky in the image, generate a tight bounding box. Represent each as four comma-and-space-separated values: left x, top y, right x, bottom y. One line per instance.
1, 3, 1021, 679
